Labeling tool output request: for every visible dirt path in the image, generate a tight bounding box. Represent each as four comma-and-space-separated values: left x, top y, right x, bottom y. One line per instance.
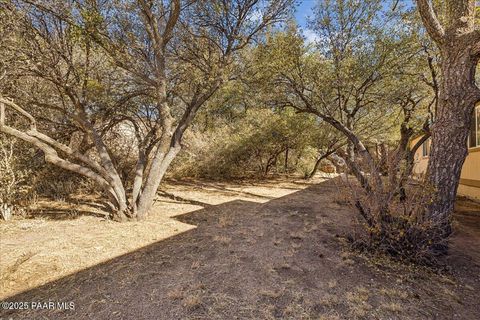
1, 178, 480, 319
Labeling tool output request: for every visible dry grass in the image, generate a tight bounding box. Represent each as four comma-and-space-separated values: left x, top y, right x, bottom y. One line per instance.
318, 314, 341, 320
259, 289, 283, 299
379, 287, 408, 300
212, 235, 232, 244
303, 224, 318, 233
290, 231, 305, 240
319, 293, 340, 308
218, 215, 233, 227
291, 242, 302, 249
167, 288, 184, 300
346, 286, 372, 317
381, 302, 403, 313
327, 279, 337, 289
183, 294, 202, 309
2, 177, 479, 320
0, 215, 195, 300
0, 178, 312, 300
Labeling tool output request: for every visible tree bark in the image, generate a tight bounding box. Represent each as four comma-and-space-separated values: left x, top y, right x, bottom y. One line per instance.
136, 145, 180, 219
426, 48, 480, 228
308, 155, 323, 179
416, 0, 480, 247
284, 147, 289, 172
307, 148, 338, 179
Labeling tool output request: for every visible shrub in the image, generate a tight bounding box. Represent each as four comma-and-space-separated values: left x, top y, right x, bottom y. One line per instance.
347, 179, 446, 264
171, 108, 320, 179
0, 139, 33, 220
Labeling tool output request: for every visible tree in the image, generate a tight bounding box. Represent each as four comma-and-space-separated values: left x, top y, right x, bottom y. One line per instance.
254, 3, 428, 191
0, 0, 291, 220
305, 128, 344, 180
415, 0, 480, 240
254, 2, 450, 261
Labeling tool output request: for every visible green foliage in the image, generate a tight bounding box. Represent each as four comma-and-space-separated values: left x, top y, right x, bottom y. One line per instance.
172, 108, 321, 179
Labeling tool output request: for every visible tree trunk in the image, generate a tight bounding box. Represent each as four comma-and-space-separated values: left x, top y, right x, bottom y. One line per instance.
284, 148, 289, 172
426, 47, 480, 239
414, 0, 480, 253
308, 156, 323, 179
136, 145, 181, 219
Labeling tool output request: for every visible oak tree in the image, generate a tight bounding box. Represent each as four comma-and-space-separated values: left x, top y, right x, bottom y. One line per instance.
415, 0, 480, 239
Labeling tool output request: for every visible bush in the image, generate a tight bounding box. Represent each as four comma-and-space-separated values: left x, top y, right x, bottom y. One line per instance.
171, 108, 320, 179
33, 168, 86, 201
348, 180, 447, 265
0, 139, 33, 220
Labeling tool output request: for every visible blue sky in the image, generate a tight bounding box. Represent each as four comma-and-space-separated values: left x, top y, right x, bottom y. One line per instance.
294, 0, 317, 43
294, 0, 316, 29
293, 0, 415, 43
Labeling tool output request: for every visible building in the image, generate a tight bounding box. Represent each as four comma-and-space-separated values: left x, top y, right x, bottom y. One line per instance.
411, 105, 480, 200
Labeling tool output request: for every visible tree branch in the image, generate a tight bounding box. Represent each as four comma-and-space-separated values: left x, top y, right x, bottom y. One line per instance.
0, 98, 125, 209
0, 102, 120, 206
415, 0, 445, 44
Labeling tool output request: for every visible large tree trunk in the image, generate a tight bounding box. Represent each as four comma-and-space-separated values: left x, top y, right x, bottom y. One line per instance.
135, 144, 181, 219
415, 0, 480, 250
426, 47, 479, 233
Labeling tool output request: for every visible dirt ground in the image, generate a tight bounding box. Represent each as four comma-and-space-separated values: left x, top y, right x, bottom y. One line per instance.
1, 176, 480, 319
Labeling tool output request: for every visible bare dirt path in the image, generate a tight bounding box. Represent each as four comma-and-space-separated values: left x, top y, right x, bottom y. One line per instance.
1, 178, 480, 319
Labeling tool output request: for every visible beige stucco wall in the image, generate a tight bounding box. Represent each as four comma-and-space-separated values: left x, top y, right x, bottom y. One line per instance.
410, 137, 480, 200
461, 149, 480, 180
459, 148, 480, 200
411, 136, 430, 178
458, 184, 480, 200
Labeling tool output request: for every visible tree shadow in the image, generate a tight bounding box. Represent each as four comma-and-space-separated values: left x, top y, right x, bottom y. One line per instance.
165, 180, 276, 200
156, 190, 214, 207
26, 207, 108, 220
25, 198, 109, 220
2, 179, 480, 320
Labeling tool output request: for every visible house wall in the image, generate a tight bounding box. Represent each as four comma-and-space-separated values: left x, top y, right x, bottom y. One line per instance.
411, 138, 480, 201
411, 136, 429, 178
458, 148, 480, 200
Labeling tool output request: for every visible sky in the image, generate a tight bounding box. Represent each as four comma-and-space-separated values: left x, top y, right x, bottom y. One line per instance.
294, 0, 317, 43
294, 0, 316, 29
293, 0, 415, 44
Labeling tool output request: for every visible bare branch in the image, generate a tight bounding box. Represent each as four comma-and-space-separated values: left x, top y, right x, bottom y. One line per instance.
415, 0, 445, 44
465, 29, 480, 56
163, 0, 181, 44
0, 101, 119, 204
0, 97, 36, 130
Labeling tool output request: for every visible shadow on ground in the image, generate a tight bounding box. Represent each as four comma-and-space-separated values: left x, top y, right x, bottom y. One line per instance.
2, 179, 480, 319
25, 198, 109, 220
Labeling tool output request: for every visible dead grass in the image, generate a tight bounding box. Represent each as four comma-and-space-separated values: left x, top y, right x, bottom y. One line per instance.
183, 294, 202, 309
212, 235, 232, 244
218, 215, 233, 227
381, 302, 403, 313
379, 287, 408, 300
318, 314, 341, 320
319, 293, 340, 308
259, 289, 283, 299
1, 177, 480, 320
0, 178, 313, 300
327, 279, 337, 289
346, 286, 373, 317
0, 216, 195, 300
167, 288, 184, 300
290, 231, 305, 240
